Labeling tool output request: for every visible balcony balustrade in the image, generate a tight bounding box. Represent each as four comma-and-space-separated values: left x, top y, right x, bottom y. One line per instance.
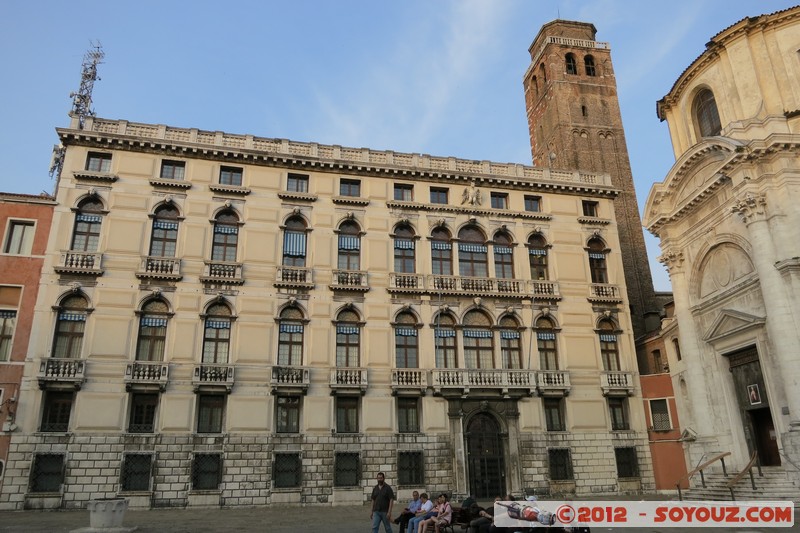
54, 251, 103, 275
387, 273, 424, 293
588, 283, 623, 303
391, 368, 428, 394
136, 256, 182, 280
330, 270, 369, 292
428, 275, 527, 298
124, 361, 169, 391
200, 261, 244, 285
271, 365, 310, 394
329, 367, 368, 394
601, 371, 635, 396
529, 280, 561, 300
536, 370, 571, 396
274, 266, 314, 289
38, 358, 85, 389
192, 363, 235, 393
431, 368, 535, 396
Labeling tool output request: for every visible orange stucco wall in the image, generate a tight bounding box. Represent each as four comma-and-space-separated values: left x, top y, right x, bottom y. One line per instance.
641, 373, 689, 489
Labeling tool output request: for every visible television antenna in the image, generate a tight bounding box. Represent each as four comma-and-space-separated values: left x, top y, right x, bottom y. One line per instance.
69, 41, 104, 129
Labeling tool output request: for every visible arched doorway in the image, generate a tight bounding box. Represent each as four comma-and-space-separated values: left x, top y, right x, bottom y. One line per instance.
465, 413, 505, 498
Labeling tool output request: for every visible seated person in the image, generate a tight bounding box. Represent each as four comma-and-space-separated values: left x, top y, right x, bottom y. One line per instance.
396, 491, 422, 532
417, 493, 452, 533
469, 496, 501, 533
407, 493, 435, 533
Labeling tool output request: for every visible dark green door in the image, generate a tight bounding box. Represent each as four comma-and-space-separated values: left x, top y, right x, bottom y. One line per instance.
466, 413, 505, 498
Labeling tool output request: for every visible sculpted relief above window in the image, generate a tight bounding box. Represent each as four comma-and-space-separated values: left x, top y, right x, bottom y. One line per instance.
695, 243, 754, 301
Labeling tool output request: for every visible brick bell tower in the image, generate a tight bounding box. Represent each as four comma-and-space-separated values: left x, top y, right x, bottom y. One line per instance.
523, 20, 658, 339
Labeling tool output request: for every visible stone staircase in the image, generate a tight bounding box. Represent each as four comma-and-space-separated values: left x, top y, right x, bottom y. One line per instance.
683, 466, 799, 504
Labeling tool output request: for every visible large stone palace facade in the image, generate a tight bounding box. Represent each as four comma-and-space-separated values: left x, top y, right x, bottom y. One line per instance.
0, 20, 660, 509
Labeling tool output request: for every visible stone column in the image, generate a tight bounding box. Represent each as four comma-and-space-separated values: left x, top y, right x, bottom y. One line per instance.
504, 400, 523, 495
448, 402, 467, 498
731, 192, 800, 429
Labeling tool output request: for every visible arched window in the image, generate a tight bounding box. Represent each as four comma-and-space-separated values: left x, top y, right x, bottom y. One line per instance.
202, 303, 232, 363
536, 316, 558, 370
587, 237, 608, 284
393, 225, 416, 274
277, 306, 304, 366
52, 294, 89, 358
431, 227, 452, 276
528, 234, 549, 281
149, 204, 180, 258
493, 232, 514, 279
282, 216, 307, 267
136, 299, 169, 361
672, 338, 682, 361
70, 197, 104, 252
540, 63, 547, 84
337, 221, 361, 271
434, 313, 457, 368
394, 312, 418, 368
693, 88, 721, 138
458, 226, 488, 277
211, 210, 239, 262
565, 53, 578, 75
598, 319, 620, 371
584, 55, 596, 76
335, 309, 360, 367
499, 316, 522, 369
462, 310, 493, 369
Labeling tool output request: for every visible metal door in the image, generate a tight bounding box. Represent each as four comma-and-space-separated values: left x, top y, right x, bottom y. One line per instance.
466, 413, 505, 498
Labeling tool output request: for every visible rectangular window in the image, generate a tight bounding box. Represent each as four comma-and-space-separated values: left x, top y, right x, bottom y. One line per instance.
430, 188, 448, 204
192, 453, 222, 490
273, 453, 302, 489
334, 452, 359, 487
287, 173, 309, 193
490, 192, 509, 209
608, 397, 629, 431
544, 398, 565, 432
650, 399, 671, 431
398, 451, 423, 486
339, 179, 361, 197
4, 221, 35, 255
128, 393, 158, 433
29, 453, 65, 493
615, 447, 639, 478
159, 160, 185, 180
0, 309, 17, 361
197, 394, 225, 433
276, 395, 300, 434
336, 396, 359, 434
548, 448, 573, 480
394, 184, 413, 201
219, 166, 243, 186
85, 152, 112, 173
524, 195, 541, 212
397, 397, 420, 433
121, 454, 152, 492
40, 391, 73, 432
582, 200, 598, 217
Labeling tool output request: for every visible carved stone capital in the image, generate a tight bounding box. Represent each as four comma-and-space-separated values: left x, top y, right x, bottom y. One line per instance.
731, 192, 767, 224
658, 250, 685, 273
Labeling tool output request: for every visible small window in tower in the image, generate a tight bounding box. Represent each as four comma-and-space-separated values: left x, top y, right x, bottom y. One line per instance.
581, 105, 588, 117
585, 55, 596, 77
539, 63, 547, 84
565, 53, 577, 75
693, 88, 722, 138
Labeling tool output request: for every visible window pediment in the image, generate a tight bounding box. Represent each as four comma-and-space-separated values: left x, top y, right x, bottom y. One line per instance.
703, 309, 765, 344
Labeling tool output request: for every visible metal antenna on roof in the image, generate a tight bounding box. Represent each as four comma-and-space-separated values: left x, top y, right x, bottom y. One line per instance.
69, 41, 104, 129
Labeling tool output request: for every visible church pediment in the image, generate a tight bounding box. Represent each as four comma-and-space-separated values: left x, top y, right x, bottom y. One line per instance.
703, 309, 765, 343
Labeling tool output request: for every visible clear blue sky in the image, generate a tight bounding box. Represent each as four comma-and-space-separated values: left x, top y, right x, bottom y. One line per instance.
1, 1, 796, 291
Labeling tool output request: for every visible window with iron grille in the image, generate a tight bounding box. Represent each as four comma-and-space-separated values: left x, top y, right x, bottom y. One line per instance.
276, 395, 300, 434
608, 397, 629, 431
273, 453, 301, 488
197, 394, 225, 433
565, 53, 578, 75
548, 448, 573, 480
398, 451, 423, 486
29, 453, 65, 492
121, 454, 152, 492
128, 393, 158, 433
192, 453, 222, 490
86, 152, 112, 173
397, 397, 420, 433
650, 399, 671, 431
40, 391, 73, 432
339, 179, 361, 197
584, 55, 596, 77
287, 173, 309, 193
615, 447, 639, 478
160, 160, 185, 180
4, 221, 35, 255
219, 166, 243, 186
544, 398, 565, 432
334, 452, 359, 487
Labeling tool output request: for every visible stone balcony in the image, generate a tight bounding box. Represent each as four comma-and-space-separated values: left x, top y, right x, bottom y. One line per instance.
274, 266, 314, 289
387, 274, 561, 300
53, 251, 103, 276
124, 361, 169, 391
588, 283, 623, 304
199, 261, 244, 285
37, 358, 85, 390
601, 371, 635, 396
529, 280, 561, 300
536, 370, 571, 397
387, 273, 425, 293
330, 270, 369, 292
330, 367, 368, 395
271, 365, 310, 395
430, 368, 535, 397
391, 368, 428, 395
135, 256, 182, 281
192, 363, 235, 393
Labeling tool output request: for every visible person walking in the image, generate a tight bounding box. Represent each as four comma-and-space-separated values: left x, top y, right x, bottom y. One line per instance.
370, 472, 395, 533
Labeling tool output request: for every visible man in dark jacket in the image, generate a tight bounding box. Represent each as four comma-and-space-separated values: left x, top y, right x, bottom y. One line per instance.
370, 472, 395, 533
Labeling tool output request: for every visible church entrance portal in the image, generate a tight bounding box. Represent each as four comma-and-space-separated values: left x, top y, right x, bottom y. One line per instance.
466, 413, 505, 498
